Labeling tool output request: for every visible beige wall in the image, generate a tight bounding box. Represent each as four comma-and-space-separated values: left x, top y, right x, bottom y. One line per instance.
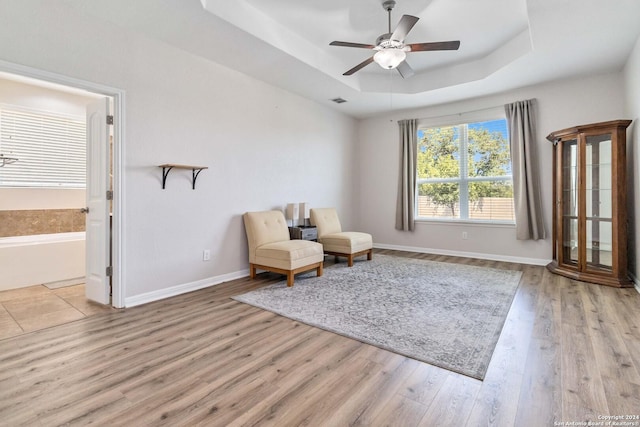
356, 72, 626, 264
0, 188, 85, 210
0, 1, 358, 303
0, 175, 86, 239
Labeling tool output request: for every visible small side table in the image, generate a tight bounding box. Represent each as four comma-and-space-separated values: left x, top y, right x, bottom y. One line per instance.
289, 226, 318, 242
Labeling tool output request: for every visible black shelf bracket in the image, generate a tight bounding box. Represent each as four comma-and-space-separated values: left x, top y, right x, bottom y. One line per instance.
161, 165, 174, 189
159, 164, 208, 189
191, 168, 204, 190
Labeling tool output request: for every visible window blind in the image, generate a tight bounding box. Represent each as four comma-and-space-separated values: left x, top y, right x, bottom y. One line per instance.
0, 106, 86, 188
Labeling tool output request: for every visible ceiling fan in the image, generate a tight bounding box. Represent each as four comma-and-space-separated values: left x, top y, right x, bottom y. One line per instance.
329, 0, 460, 78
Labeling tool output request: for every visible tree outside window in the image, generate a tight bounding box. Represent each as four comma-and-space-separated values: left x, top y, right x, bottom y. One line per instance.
416, 119, 515, 222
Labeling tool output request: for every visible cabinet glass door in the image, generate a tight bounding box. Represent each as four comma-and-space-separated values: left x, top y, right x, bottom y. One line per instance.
561, 139, 579, 267
585, 133, 613, 272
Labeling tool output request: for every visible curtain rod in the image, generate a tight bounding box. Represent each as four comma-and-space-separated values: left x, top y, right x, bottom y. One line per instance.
417, 98, 536, 122
418, 104, 505, 122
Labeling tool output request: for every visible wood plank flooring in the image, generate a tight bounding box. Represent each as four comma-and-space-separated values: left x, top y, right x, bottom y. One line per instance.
1, 249, 639, 426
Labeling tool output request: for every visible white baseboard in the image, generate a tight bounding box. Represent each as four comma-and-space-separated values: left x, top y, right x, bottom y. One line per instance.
124, 269, 249, 308
126, 245, 631, 306
121, 253, 637, 306
373, 243, 551, 266
44, 277, 86, 289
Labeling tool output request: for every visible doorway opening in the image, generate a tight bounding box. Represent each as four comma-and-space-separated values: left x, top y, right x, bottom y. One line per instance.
0, 61, 124, 336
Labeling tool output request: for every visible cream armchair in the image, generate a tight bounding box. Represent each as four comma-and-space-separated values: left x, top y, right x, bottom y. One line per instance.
310, 208, 373, 267
243, 210, 324, 287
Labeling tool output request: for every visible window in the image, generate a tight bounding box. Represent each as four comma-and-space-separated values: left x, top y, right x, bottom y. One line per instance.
0, 105, 86, 188
416, 118, 514, 222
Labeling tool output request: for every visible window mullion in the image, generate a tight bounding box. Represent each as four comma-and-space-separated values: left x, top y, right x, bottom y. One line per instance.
459, 124, 469, 219
415, 118, 514, 223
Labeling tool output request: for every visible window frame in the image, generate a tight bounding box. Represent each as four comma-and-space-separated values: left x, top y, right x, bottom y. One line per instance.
0, 103, 86, 189
415, 109, 515, 225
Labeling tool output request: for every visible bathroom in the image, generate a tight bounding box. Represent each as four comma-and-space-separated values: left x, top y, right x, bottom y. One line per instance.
0, 73, 119, 337
0, 75, 98, 292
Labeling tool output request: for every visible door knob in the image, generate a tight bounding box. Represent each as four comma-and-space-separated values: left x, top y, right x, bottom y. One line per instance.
80, 207, 90, 214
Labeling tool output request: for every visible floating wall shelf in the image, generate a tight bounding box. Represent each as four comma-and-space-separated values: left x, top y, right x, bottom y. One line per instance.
159, 164, 208, 189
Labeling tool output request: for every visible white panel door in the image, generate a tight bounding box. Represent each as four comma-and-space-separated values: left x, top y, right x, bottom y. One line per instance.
85, 98, 111, 305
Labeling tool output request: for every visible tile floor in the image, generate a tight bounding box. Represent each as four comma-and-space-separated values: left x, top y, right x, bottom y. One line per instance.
0, 284, 114, 340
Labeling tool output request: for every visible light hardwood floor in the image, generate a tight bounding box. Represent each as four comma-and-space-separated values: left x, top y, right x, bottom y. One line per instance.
1, 250, 639, 426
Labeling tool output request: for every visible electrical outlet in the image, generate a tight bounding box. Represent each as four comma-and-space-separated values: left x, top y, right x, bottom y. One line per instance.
462, 232, 468, 240
203, 249, 211, 261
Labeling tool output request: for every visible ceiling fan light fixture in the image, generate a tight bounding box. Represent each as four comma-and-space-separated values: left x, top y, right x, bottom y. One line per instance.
329, 3, 460, 78
373, 48, 406, 69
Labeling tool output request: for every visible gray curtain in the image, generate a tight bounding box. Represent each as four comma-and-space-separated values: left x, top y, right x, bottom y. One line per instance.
395, 119, 418, 231
505, 99, 546, 240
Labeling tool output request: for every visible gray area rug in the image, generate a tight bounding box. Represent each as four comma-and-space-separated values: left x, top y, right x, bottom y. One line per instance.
233, 254, 522, 380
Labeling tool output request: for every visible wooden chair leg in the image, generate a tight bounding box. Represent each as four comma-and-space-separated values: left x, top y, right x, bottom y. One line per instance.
348, 255, 354, 267
317, 263, 323, 277
286, 271, 294, 287
367, 249, 373, 261
249, 264, 256, 279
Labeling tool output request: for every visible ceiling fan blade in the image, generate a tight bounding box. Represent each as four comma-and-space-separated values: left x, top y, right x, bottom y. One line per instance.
396, 61, 415, 79
408, 40, 461, 51
343, 57, 375, 76
330, 41, 376, 49
391, 15, 419, 42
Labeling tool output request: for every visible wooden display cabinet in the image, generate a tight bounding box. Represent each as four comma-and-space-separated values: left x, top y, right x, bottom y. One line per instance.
547, 119, 632, 287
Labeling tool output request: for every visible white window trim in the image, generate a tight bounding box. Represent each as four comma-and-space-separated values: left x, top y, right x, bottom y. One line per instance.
415, 109, 515, 224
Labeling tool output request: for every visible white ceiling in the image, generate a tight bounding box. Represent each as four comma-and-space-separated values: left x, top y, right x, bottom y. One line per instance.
64, 0, 640, 118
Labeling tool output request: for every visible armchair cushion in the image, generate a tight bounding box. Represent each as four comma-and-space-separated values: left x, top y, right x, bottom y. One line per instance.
244, 210, 291, 263
310, 207, 343, 236
310, 207, 373, 267
255, 240, 323, 270
243, 210, 324, 286
320, 231, 373, 255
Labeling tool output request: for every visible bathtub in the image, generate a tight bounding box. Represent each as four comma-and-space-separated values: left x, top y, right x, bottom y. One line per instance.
0, 232, 85, 291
